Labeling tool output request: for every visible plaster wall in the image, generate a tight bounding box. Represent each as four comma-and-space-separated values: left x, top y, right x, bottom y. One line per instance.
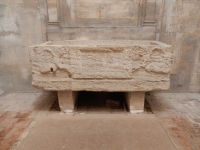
0, 0, 200, 92
0, 0, 47, 92
158, 0, 200, 92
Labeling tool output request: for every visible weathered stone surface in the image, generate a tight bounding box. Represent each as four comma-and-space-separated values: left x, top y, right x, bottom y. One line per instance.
1, 0, 200, 93
30, 40, 173, 91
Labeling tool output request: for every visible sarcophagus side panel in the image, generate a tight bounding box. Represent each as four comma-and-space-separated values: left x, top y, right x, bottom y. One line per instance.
29, 40, 173, 91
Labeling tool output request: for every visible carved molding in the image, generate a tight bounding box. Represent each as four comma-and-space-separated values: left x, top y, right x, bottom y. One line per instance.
57, 0, 143, 27
46, 0, 157, 27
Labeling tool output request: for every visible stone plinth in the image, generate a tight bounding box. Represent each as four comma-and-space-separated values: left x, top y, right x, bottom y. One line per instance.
29, 40, 173, 113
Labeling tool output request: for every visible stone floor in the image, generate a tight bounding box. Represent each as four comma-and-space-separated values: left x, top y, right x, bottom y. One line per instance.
0, 91, 199, 150
0, 92, 57, 150
147, 92, 200, 150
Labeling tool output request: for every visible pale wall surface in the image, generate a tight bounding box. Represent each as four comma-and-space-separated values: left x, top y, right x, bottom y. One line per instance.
0, 0, 200, 92
158, 0, 200, 92
0, 0, 47, 92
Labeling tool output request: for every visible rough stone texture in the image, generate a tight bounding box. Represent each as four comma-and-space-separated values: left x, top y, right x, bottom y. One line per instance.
0, 0, 200, 93
46, 0, 200, 93
29, 40, 173, 91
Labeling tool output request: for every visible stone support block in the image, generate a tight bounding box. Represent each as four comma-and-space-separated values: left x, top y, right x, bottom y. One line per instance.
125, 92, 145, 114
57, 91, 78, 113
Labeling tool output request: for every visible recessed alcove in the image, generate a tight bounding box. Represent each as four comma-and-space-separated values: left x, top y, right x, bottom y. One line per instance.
75, 91, 127, 113
50, 91, 152, 114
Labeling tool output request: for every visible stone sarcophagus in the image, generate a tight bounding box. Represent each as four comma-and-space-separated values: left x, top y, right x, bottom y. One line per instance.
30, 40, 173, 113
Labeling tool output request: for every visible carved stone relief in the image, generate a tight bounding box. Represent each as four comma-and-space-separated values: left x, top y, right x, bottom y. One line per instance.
29, 40, 173, 91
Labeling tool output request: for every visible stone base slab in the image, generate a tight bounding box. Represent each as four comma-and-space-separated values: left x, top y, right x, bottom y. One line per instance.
33, 80, 169, 91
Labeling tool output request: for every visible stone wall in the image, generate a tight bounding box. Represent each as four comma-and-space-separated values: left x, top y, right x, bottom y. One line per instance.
0, 0, 47, 92
158, 0, 200, 92
0, 0, 200, 92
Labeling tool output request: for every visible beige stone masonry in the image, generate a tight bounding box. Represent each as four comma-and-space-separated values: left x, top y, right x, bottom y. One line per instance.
57, 91, 78, 113
126, 92, 145, 113
30, 40, 173, 113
